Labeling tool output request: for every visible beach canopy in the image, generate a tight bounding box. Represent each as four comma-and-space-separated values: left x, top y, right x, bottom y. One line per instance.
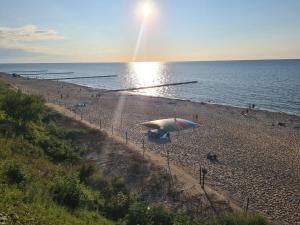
141, 118, 198, 132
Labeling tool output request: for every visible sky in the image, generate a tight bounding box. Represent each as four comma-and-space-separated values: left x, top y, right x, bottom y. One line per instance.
0, 0, 299, 63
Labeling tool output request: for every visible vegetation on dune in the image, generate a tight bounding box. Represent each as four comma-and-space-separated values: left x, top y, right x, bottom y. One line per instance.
0, 82, 271, 225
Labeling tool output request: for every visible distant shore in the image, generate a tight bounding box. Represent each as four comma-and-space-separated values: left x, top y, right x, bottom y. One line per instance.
1, 72, 300, 225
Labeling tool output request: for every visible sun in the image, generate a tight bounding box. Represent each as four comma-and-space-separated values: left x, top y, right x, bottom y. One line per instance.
142, 2, 153, 17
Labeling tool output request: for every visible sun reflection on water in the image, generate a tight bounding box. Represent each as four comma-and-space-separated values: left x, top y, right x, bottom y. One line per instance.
128, 62, 166, 96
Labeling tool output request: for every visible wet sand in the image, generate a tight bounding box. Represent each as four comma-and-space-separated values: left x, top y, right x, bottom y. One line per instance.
1, 73, 300, 225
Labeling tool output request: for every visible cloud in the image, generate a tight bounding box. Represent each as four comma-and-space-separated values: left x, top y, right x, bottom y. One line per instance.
0, 25, 63, 41
0, 25, 66, 62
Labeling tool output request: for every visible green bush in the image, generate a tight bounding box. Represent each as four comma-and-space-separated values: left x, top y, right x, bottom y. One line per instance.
147, 204, 173, 225
80, 186, 104, 211
0, 120, 19, 137
104, 192, 130, 220
85, 175, 112, 199
127, 202, 173, 225
46, 122, 86, 141
1, 160, 26, 184
0, 90, 44, 126
111, 177, 129, 195
79, 162, 96, 183
51, 176, 82, 209
127, 201, 148, 225
173, 211, 195, 225
40, 136, 82, 162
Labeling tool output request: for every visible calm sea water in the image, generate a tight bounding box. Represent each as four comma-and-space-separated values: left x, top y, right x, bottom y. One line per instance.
1, 60, 300, 115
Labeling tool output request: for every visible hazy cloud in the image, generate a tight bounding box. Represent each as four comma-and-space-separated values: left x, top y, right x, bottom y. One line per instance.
0, 24, 65, 62
0, 25, 63, 41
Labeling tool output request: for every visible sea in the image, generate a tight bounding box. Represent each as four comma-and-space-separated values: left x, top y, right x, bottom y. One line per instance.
0, 60, 299, 115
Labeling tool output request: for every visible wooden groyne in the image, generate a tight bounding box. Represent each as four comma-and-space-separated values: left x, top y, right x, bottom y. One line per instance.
12, 70, 48, 74
20, 72, 74, 76
104, 81, 198, 93
44, 75, 118, 81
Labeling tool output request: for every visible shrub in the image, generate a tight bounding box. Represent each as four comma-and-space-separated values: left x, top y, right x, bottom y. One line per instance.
80, 186, 104, 211
0, 120, 19, 137
0, 90, 44, 126
85, 175, 112, 199
40, 136, 81, 162
2, 160, 26, 184
104, 192, 130, 220
42, 110, 62, 123
127, 201, 148, 225
111, 177, 129, 195
127, 202, 173, 225
51, 176, 82, 209
147, 204, 173, 225
173, 211, 193, 225
79, 162, 96, 183
46, 122, 85, 141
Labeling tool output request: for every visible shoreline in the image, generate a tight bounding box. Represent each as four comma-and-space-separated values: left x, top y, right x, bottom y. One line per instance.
1, 72, 300, 225
2, 68, 299, 116
123, 90, 300, 117
42, 77, 300, 117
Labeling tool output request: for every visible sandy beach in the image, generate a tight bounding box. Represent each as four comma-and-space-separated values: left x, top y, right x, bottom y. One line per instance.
1, 73, 299, 225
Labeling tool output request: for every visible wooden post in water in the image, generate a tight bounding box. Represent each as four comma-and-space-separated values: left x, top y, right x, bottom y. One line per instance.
111, 125, 114, 136
125, 131, 128, 144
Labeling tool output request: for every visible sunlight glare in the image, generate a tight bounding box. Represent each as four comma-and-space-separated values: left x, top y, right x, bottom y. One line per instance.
130, 62, 163, 95
142, 2, 152, 17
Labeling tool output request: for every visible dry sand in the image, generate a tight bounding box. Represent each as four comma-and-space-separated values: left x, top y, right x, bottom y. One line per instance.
1, 73, 299, 225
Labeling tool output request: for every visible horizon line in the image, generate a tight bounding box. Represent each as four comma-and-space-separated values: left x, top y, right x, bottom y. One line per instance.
1, 58, 300, 64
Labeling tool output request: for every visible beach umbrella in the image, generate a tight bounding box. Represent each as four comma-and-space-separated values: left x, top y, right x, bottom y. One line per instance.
141, 118, 198, 132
